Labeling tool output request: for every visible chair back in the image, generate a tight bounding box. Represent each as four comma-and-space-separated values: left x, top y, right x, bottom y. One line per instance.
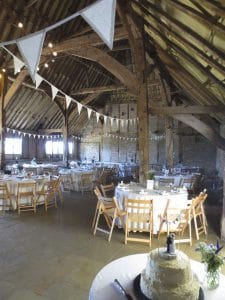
17, 181, 36, 197
100, 183, 114, 197
158, 177, 175, 187
125, 198, 153, 231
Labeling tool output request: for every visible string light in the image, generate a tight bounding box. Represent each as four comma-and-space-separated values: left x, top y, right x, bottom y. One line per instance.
48, 42, 53, 48
17, 22, 23, 28
2, 68, 6, 72
44, 63, 49, 68
52, 51, 57, 56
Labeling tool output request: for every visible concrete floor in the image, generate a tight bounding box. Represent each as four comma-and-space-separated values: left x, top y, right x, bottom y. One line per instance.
0, 191, 224, 300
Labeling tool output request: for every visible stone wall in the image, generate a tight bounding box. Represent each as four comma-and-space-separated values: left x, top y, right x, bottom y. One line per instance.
80, 103, 217, 172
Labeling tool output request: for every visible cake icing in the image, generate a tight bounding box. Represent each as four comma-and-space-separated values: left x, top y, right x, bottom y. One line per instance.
140, 248, 200, 300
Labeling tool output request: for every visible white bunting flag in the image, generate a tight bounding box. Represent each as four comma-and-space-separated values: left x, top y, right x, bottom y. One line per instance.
81, 0, 116, 50
51, 84, 58, 101
65, 95, 72, 109
16, 30, 46, 82
96, 112, 100, 123
13, 56, 25, 74
87, 108, 92, 119
12, 130, 15, 134
104, 115, 107, 125
110, 118, 113, 126
77, 102, 82, 114
35, 73, 43, 89
6, 128, 9, 132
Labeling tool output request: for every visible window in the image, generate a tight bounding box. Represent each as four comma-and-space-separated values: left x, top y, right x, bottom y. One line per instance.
45, 141, 73, 155
5, 138, 22, 155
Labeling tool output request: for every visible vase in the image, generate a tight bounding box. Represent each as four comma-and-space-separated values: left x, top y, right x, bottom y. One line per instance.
206, 269, 220, 290
147, 180, 154, 190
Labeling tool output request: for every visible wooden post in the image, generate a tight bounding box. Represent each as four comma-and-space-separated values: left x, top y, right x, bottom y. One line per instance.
0, 72, 6, 170
63, 110, 69, 168
165, 117, 174, 169
221, 167, 225, 241
137, 82, 149, 183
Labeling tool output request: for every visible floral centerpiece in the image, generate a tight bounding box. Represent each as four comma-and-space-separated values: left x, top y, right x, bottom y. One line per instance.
196, 241, 224, 289
147, 171, 155, 190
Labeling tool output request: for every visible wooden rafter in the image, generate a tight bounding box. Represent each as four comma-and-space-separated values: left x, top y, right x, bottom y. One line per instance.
69, 47, 139, 95
150, 105, 225, 115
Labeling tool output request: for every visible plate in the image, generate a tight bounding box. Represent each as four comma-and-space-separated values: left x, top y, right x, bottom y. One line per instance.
133, 274, 204, 300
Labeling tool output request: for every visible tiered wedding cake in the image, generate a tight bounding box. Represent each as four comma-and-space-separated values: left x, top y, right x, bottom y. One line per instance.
140, 239, 200, 300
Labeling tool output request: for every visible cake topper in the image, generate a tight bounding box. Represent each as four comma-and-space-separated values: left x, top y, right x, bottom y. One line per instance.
166, 233, 176, 255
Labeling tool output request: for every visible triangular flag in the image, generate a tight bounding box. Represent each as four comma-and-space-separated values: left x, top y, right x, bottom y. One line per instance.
96, 112, 100, 123
104, 115, 107, 124
81, 0, 116, 50
35, 73, 43, 89
110, 118, 113, 126
65, 95, 71, 109
16, 30, 46, 82
13, 56, 25, 74
51, 84, 58, 101
77, 102, 82, 114
87, 108, 92, 119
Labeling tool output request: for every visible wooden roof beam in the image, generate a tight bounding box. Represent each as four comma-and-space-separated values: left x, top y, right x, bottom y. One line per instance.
174, 114, 225, 151
150, 105, 225, 115
4, 69, 28, 109
71, 84, 125, 95
69, 47, 139, 96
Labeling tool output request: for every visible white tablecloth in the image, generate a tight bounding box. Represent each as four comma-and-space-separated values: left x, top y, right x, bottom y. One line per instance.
115, 184, 188, 234
89, 253, 225, 300
59, 169, 94, 191
0, 175, 49, 209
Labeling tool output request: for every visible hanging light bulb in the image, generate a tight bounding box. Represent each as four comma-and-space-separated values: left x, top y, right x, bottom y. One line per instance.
18, 22, 23, 28
52, 51, 57, 57
48, 42, 53, 48
2, 68, 6, 73
44, 63, 49, 68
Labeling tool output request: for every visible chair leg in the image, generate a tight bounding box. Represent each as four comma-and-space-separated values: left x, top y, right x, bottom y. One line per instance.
93, 210, 101, 235
92, 202, 99, 228
108, 213, 116, 242
193, 212, 199, 240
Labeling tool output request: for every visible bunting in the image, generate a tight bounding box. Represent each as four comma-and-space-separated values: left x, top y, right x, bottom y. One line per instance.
51, 85, 58, 101
81, 0, 116, 50
35, 73, 43, 89
13, 56, 25, 75
87, 108, 92, 119
16, 30, 46, 82
65, 95, 72, 108
77, 102, 82, 114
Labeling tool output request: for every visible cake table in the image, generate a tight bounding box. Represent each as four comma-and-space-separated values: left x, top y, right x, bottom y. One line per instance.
89, 254, 225, 300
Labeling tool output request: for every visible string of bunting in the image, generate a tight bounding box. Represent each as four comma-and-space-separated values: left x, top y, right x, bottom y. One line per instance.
6, 127, 81, 140
2, 46, 138, 126
0, 0, 117, 82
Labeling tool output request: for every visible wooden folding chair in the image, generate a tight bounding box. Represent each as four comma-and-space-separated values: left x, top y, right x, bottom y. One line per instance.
125, 199, 153, 247
158, 199, 192, 245
80, 173, 93, 194
93, 195, 125, 242
36, 180, 58, 211
17, 182, 36, 215
100, 183, 115, 197
0, 183, 13, 212
92, 187, 114, 228
190, 190, 208, 240
158, 177, 175, 187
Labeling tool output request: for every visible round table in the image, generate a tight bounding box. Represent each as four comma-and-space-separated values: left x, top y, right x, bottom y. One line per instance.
89, 253, 225, 300
115, 184, 188, 234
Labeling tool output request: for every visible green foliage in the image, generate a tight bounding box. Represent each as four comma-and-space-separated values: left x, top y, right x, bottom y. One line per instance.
148, 172, 155, 180
196, 242, 224, 273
